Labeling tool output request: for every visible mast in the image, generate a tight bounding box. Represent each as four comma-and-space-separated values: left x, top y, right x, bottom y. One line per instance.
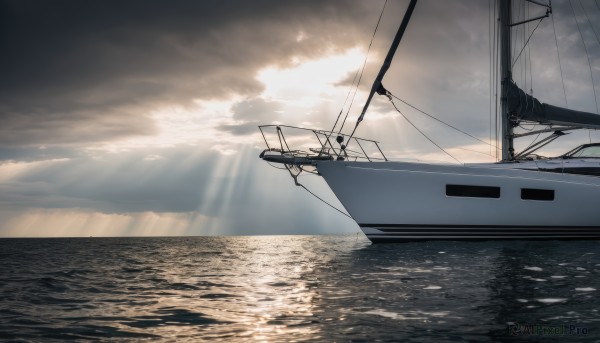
500, 0, 514, 161
356, 0, 418, 126
342, 0, 417, 153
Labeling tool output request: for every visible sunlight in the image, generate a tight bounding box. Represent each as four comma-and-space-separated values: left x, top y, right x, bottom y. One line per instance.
92, 98, 242, 153
0, 209, 205, 237
0, 159, 70, 182
87, 49, 373, 156
256, 48, 369, 108
194, 144, 257, 235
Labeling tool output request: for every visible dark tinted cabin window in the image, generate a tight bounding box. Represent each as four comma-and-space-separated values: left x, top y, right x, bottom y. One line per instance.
521, 188, 554, 201
446, 185, 500, 198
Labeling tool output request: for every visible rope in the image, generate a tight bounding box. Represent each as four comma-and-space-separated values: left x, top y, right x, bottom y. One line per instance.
267, 161, 352, 218
518, 123, 535, 131
290, 168, 352, 219
298, 182, 353, 219
389, 97, 462, 164
267, 161, 289, 170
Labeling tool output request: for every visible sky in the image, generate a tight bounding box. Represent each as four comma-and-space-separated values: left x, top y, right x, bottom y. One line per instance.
1, 0, 599, 237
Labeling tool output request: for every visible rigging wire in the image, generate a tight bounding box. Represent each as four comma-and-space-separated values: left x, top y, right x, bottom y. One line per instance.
522, 127, 544, 152
528, 15, 534, 94
388, 92, 497, 149
494, 0, 499, 160
388, 97, 462, 164
526, 1, 534, 94
569, 0, 600, 115
578, 0, 600, 142
512, 2, 522, 64
579, 0, 600, 144
489, 0, 494, 157
524, 4, 528, 89
330, 70, 361, 135
511, 18, 544, 67
551, 7, 569, 107
581, 0, 599, 146
513, 1, 528, 91
487, 0, 503, 160
455, 147, 495, 157
578, 0, 600, 46
333, 0, 388, 136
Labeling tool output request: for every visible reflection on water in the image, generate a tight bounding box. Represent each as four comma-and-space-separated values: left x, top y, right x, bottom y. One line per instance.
0, 236, 599, 341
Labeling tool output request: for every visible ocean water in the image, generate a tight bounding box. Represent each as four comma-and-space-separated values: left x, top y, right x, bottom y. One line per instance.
0, 235, 599, 342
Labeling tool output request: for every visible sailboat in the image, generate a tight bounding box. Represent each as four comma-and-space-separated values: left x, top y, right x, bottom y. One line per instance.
258, 0, 600, 242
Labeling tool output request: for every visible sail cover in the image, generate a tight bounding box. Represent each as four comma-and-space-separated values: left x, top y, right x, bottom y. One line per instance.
507, 82, 600, 129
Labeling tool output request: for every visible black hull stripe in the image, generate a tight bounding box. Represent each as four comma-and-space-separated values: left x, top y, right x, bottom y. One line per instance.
366, 232, 600, 238
367, 236, 600, 243
377, 229, 600, 233
359, 224, 600, 229
360, 224, 600, 242
371, 232, 600, 236
367, 234, 600, 237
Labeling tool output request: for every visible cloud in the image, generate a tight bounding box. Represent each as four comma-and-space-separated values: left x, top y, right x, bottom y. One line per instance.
217, 97, 282, 135
0, 0, 382, 150
0, 146, 79, 162
0, 144, 324, 216
1, 0, 597, 152
0, 144, 358, 236
1, 0, 599, 237
1, 146, 215, 213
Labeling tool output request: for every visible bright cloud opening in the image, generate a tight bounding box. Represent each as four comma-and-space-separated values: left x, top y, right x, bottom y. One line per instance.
256, 48, 369, 108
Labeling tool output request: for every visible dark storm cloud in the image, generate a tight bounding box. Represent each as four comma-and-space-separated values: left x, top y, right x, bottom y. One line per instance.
2, 0, 598, 152
0, 0, 383, 151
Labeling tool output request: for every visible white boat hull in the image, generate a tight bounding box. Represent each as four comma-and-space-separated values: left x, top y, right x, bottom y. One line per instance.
316, 161, 600, 242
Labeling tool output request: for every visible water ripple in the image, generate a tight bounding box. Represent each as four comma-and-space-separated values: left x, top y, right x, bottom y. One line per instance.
0, 237, 599, 341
